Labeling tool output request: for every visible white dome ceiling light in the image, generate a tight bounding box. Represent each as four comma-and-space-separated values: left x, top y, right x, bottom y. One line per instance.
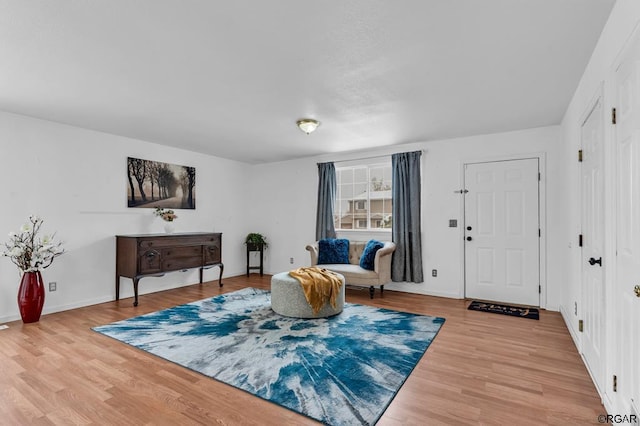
297, 119, 320, 134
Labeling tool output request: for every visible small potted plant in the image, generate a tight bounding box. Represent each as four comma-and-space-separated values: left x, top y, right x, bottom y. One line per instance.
244, 233, 268, 251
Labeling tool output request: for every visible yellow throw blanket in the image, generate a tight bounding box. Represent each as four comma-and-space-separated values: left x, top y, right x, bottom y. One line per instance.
288, 267, 343, 314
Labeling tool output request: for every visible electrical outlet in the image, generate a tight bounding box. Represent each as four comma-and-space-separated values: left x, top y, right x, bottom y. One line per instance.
290, 257, 294, 264
449, 219, 457, 227
432, 269, 437, 277
49, 282, 57, 292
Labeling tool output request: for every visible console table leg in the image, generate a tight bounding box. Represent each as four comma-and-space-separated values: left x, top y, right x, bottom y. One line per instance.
133, 278, 140, 307
115, 276, 120, 301
199, 267, 203, 284
218, 264, 224, 287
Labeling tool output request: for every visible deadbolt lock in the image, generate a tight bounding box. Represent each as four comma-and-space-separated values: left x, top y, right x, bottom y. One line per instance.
588, 257, 602, 266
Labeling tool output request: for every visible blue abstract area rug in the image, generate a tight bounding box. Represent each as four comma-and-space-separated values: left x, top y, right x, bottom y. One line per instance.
93, 288, 445, 425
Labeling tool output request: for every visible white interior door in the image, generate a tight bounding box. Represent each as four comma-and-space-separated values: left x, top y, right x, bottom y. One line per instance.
464, 159, 540, 306
580, 95, 606, 393
615, 29, 640, 416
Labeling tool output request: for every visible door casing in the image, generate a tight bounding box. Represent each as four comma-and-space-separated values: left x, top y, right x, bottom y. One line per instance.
459, 153, 547, 308
579, 87, 606, 395
611, 23, 640, 416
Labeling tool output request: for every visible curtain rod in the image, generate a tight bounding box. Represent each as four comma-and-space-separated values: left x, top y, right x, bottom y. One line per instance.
325, 149, 425, 165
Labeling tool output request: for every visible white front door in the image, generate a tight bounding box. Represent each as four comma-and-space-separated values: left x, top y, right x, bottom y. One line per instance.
464, 159, 540, 306
614, 28, 640, 416
580, 94, 606, 393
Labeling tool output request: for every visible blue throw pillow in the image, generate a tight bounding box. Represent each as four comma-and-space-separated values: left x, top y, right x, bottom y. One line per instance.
318, 239, 350, 264
359, 240, 384, 270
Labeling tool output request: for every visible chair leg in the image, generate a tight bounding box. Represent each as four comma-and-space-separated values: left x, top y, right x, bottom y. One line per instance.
380, 285, 384, 296
369, 286, 375, 299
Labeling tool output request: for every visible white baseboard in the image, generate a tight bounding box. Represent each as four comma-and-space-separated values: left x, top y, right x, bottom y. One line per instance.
376, 283, 461, 299
0, 269, 247, 324
559, 305, 611, 412
560, 304, 581, 350
0, 295, 114, 324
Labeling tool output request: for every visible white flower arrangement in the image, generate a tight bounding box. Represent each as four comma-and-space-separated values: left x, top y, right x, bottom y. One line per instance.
2, 215, 65, 272
154, 207, 178, 222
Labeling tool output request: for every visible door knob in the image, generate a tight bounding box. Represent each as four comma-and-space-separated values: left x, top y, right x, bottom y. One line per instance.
467, 226, 472, 231
588, 257, 602, 266
466, 236, 472, 241
634, 285, 640, 298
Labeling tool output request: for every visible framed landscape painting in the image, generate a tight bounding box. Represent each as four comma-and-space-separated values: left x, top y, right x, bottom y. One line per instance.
127, 157, 196, 209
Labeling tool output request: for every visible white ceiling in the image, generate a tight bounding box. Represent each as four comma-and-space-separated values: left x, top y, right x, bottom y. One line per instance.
0, 0, 615, 164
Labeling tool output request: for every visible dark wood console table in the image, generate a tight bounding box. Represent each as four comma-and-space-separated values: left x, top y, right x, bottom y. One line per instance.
116, 232, 223, 306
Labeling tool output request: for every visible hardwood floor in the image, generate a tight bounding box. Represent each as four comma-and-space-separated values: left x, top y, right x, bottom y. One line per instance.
0, 275, 604, 425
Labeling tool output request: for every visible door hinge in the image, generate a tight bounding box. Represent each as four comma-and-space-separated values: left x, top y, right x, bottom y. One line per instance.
539, 229, 541, 237
538, 172, 541, 181
578, 149, 583, 162
539, 285, 541, 294
612, 108, 617, 125
578, 319, 584, 332
579, 234, 583, 247
613, 375, 617, 392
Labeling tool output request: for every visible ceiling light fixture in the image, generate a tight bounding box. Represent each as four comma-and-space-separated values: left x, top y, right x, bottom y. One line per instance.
297, 118, 320, 134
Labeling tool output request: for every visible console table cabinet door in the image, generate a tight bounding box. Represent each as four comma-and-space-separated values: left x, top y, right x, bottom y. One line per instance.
139, 249, 162, 274
204, 244, 221, 265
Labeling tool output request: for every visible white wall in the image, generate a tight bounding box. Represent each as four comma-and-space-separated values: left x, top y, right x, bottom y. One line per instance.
248, 125, 566, 309
0, 111, 251, 322
559, 0, 640, 413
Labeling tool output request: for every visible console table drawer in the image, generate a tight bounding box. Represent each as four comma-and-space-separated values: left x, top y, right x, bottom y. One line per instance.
162, 256, 202, 271
162, 246, 202, 259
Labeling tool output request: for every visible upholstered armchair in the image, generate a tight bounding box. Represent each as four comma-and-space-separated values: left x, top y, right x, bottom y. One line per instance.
306, 240, 396, 298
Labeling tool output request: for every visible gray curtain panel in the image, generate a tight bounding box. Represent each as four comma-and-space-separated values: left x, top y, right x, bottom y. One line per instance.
316, 162, 337, 240
391, 151, 424, 282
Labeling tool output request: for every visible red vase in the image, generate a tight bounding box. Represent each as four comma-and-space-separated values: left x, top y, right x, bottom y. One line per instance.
17, 271, 45, 323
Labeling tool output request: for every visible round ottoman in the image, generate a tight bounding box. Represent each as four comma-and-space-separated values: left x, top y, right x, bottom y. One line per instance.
271, 271, 345, 318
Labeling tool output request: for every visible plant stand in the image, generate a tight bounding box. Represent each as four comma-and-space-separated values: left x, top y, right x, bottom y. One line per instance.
246, 243, 264, 276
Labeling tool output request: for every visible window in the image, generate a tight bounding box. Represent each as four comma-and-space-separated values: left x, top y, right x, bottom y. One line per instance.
334, 161, 392, 231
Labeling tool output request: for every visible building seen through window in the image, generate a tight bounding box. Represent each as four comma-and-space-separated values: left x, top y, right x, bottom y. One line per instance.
334, 162, 392, 230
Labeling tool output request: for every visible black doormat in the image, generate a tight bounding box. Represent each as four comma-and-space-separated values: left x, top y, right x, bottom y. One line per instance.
467, 301, 539, 320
